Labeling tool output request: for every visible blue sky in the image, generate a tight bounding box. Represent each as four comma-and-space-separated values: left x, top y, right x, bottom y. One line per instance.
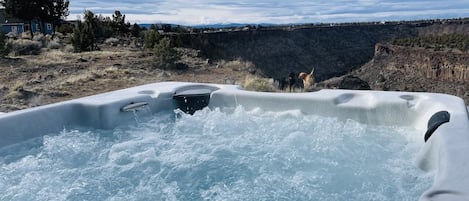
68, 0, 469, 25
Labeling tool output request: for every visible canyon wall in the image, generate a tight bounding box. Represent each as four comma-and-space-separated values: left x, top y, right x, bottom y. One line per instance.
179, 24, 416, 80
177, 21, 469, 102
372, 44, 469, 82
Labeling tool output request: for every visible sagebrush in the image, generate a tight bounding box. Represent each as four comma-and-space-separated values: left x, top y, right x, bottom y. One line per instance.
243, 76, 276, 92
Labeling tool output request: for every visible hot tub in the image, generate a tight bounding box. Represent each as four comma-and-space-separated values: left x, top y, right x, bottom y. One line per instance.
0, 82, 468, 201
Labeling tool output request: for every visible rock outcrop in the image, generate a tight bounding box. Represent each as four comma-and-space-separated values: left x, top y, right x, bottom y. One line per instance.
337, 75, 371, 90
350, 43, 469, 103
371, 44, 469, 82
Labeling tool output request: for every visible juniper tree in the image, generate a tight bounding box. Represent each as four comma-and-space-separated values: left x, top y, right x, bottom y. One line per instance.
0, 31, 10, 57
111, 10, 130, 36
153, 37, 182, 69
144, 29, 160, 49
131, 23, 142, 37
71, 10, 98, 52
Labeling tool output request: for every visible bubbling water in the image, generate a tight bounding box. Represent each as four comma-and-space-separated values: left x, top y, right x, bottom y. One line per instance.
0, 106, 432, 201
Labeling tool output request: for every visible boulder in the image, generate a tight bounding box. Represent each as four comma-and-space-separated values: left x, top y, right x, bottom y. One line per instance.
338, 75, 371, 90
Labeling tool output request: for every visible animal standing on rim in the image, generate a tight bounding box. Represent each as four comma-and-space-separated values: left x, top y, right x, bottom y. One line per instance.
288, 72, 296, 92
299, 68, 316, 91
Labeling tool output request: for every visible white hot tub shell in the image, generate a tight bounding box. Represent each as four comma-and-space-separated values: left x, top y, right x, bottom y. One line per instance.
0, 82, 468, 201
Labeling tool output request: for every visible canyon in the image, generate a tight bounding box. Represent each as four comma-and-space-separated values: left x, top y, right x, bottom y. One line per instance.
179, 20, 469, 103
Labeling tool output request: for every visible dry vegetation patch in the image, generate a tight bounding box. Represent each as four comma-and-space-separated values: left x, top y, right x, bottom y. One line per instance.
243, 75, 277, 92
0, 46, 258, 112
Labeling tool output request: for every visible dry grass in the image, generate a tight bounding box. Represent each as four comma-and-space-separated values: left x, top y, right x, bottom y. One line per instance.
29, 95, 44, 107
47, 40, 62, 49
26, 50, 69, 65
59, 65, 129, 87
10, 80, 25, 91
218, 58, 254, 70
23, 49, 134, 66
0, 44, 261, 112
9, 39, 42, 55
3, 79, 35, 100
242, 75, 277, 92
4, 90, 21, 100
0, 44, 151, 112
79, 50, 132, 58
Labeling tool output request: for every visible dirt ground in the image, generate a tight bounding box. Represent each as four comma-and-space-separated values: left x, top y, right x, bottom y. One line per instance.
0, 46, 255, 112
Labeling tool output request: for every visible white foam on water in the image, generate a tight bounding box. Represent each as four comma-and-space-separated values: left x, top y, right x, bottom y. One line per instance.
0, 106, 433, 201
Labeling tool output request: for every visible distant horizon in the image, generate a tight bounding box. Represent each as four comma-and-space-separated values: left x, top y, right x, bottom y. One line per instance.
66, 0, 469, 26
71, 10, 469, 27
136, 17, 468, 28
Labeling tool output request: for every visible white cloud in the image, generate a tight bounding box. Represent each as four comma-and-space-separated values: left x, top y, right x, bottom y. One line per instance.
68, 0, 469, 25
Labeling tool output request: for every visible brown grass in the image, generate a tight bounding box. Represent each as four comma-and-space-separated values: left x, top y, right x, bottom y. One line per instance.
0, 45, 259, 112
242, 75, 277, 92
218, 58, 254, 70
24, 49, 134, 66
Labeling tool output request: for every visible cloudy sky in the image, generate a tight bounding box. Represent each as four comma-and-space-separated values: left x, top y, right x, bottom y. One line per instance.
68, 0, 469, 25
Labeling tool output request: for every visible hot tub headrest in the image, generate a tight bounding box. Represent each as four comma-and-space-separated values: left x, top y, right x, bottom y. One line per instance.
424, 111, 450, 142
173, 88, 213, 114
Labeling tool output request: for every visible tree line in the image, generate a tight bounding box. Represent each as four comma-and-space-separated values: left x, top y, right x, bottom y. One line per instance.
70, 10, 132, 52
68, 9, 183, 69
0, 0, 184, 70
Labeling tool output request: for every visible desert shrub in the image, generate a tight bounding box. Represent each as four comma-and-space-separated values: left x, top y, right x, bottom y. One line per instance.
47, 39, 62, 49
9, 39, 43, 55
62, 44, 75, 53
243, 76, 276, 92
104, 37, 120, 46
218, 58, 255, 70
57, 23, 74, 34
54, 32, 65, 39
153, 37, 183, 69
32, 33, 46, 46
144, 29, 160, 49
71, 20, 96, 52
5, 32, 17, 39
20, 31, 32, 40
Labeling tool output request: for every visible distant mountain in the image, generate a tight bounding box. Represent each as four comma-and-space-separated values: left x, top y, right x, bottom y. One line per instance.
137, 23, 276, 29
138, 24, 153, 29
191, 23, 276, 29
191, 23, 249, 29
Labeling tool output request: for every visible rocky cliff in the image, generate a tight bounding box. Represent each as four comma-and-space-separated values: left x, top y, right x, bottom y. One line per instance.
349, 43, 469, 103
179, 24, 415, 81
